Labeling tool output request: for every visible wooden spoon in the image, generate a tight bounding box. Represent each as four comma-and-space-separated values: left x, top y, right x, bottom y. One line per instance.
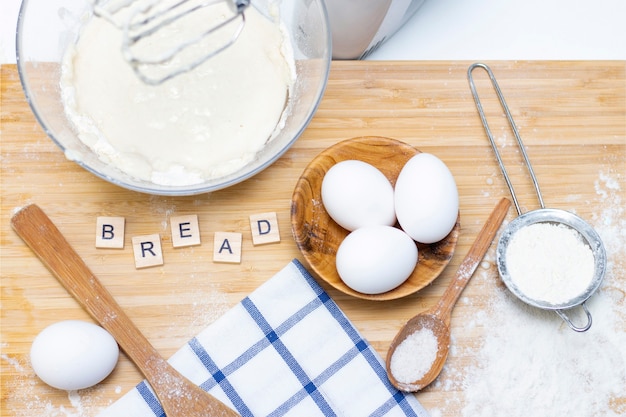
11, 204, 240, 417
385, 197, 511, 392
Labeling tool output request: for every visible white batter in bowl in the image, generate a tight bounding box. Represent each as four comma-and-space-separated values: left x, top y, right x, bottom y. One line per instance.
17, 0, 331, 195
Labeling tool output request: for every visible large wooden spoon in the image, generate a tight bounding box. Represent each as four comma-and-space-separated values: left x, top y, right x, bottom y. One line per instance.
11, 204, 239, 417
385, 197, 511, 392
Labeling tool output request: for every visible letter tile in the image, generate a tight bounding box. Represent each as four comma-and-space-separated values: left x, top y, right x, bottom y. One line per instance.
213, 232, 242, 264
132, 234, 164, 269
249, 212, 280, 246
96, 216, 125, 249
170, 214, 201, 248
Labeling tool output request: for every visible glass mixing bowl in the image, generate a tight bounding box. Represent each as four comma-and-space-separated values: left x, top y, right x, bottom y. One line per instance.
16, 0, 331, 195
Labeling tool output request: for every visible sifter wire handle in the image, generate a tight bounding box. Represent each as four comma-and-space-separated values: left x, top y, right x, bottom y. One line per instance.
467, 62, 545, 216
556, 302, 593, 333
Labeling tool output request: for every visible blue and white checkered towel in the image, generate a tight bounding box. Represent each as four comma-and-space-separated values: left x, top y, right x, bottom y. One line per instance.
98, 259, 429, 417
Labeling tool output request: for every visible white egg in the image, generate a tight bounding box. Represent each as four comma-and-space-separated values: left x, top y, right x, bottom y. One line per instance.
30, 320, 119, 391
336, 225, 418, 294
321, 160, 396, 231
394, 153, 459, 244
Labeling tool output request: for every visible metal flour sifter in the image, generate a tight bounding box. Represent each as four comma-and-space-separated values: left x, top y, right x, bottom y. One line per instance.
467, 62, 607, 332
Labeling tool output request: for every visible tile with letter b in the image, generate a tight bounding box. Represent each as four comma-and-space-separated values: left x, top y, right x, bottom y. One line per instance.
95, 216, 125, 249
170, 214, 201, 248
213, 232, 242, 264
249, 212, 280, 246
132, 234, 164, 269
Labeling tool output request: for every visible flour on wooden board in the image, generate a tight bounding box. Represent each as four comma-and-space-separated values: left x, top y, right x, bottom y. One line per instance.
429, 169, 625, 417
0, 351, 112, 417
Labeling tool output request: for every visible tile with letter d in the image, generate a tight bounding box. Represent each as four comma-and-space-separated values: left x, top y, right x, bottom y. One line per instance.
249, 212, 280, 246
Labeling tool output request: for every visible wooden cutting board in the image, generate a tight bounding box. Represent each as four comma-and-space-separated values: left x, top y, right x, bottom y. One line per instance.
2, 61, 625, 416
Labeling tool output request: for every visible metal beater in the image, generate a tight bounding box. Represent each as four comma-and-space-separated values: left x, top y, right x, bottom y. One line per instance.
90, 0, 251, 85
467, 62, 607, 332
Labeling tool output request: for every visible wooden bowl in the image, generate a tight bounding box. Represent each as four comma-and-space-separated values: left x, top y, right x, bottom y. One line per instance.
291, 136, 460, 301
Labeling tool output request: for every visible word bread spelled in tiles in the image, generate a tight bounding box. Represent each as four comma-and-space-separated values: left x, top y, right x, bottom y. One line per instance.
95, 212, 279, 269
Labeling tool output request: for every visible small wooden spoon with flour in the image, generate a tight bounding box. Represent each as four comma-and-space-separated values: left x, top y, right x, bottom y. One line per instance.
386, 197, 511, 392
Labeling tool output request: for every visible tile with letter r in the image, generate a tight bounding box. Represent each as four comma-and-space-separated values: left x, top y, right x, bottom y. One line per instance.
213, 232, 242, 264
132, 234, 164, 269
95, 216, 125, 249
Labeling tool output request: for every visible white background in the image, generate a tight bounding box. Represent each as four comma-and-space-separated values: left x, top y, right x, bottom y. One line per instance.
2, 0, 625, 63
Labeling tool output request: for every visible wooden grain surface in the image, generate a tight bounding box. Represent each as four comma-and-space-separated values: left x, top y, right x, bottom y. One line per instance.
2, 61, 625, 416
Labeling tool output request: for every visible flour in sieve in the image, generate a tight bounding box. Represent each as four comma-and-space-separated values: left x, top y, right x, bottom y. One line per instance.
505, 222, 595, 305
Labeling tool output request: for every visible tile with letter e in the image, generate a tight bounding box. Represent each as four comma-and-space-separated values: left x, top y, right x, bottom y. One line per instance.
95, 216, 125, 249
249, 212, 280, 245
170, 214, 201, 248
213, 232, 242, 264
132, 234, 164, 269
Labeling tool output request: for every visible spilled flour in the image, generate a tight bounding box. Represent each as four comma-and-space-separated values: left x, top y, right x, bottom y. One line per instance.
1, 350, 113, 417
428, 169, 626, 417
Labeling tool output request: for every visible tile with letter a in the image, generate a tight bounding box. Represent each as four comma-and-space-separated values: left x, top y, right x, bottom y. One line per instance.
132, 234, 164, 269
213, 232, 242, 264
95, 216, 125, 249
249, 212, 280, 245
170, 214, 201, 248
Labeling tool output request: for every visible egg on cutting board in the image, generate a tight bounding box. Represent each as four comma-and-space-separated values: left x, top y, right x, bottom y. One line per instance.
336, 225, 418, 294
30, 320, 119, 391
321, 160, 396, 231
394, 153, 459, 244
